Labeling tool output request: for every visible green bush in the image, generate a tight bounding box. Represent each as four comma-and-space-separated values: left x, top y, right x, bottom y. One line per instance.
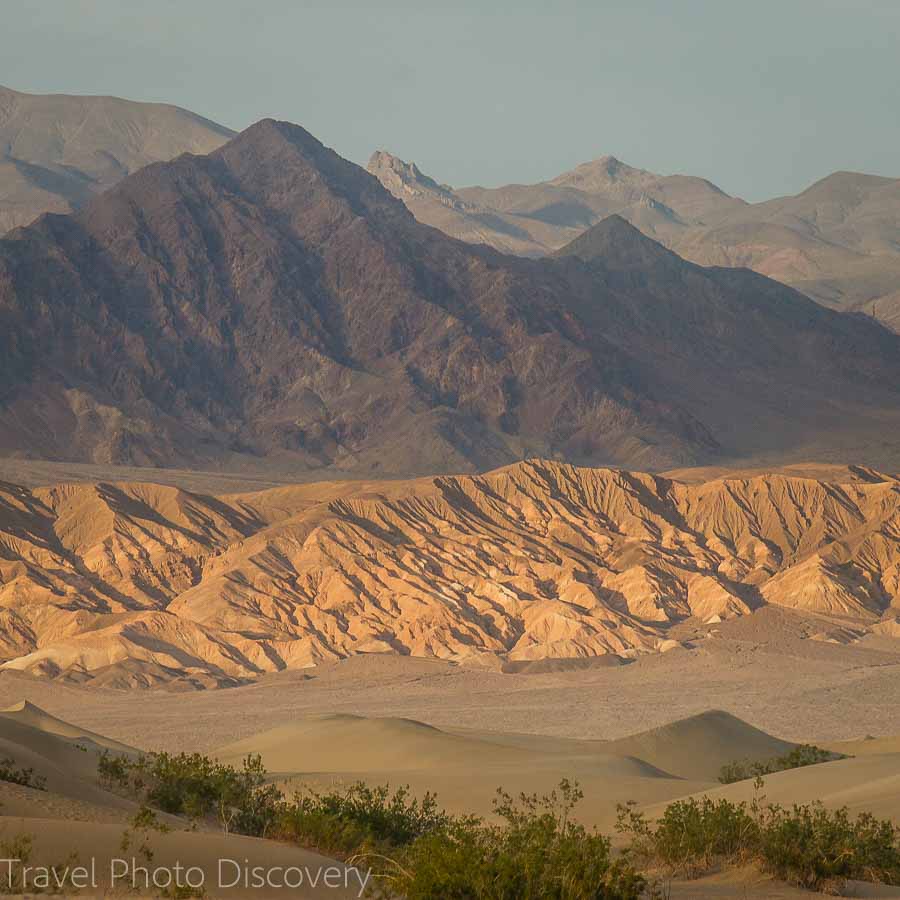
98, 749, 132, 790
617, 780, 900, 893
274, 782, 452, 856
0, 756, 46, 791
94, 744, 899, 897
617, 796, 757, 878
718, 744, 845, 784
759, 803, 900, 891
378, 780, 645, 900
98, 751, 282, 837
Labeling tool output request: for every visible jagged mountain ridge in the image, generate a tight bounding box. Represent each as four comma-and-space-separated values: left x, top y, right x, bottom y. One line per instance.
2, 87, 896, 329
369, 152, 900, 331
0, 460, 897, 686
0, 85, 234, 233
1, 119, 899, 475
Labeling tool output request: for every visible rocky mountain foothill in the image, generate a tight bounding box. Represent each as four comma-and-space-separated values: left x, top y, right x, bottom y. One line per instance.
0, 460, 897, 687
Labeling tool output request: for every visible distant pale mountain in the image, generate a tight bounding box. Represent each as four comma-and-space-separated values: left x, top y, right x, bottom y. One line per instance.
675, 171, 900, 331
368, 152, 900, 331
367, 150, 563, 256
0, 85, 234, 233
368, 149, 740, 256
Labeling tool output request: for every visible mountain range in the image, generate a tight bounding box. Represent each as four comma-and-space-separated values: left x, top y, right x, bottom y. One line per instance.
0, 460, 897, 686
369, 151, 900, 332
1, 118, 899, 476
2, 85, 898, 334
0, 84, 233, 233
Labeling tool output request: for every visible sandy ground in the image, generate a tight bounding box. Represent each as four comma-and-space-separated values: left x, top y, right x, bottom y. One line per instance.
0, 610, 898, 897
1, 609, 897, 753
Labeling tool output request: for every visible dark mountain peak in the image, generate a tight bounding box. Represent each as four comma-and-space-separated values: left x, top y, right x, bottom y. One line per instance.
212, 119, 412, 226
220, 117, 327, 160
0, 120, 898, 478
552, 213, 679, 269
71, 118, 414, 245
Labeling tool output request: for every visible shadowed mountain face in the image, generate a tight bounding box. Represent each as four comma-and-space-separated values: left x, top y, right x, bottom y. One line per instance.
0, 85, 234, 233
0, 120, 899, 475
370, 152, 900, 332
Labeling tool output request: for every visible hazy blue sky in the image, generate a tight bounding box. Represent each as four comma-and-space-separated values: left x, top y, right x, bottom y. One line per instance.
3, 0, 898, 200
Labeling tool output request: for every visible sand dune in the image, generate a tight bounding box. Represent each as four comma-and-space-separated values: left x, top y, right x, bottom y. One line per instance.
643, 752, 900, 826
603, 710, 797, 781
826, 735, 900, 757
0, 703, 363, 897
218, 711, 863, 831
216, 707, 900, 836
0, 817, 361, 898
0, 699, 134, 752
217, 713, 670, 780
215, 712, 709, 830
1, 698, 898, 896
0, 700, 139, 811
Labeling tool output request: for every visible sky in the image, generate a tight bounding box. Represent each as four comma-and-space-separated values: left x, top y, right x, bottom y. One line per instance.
3, 0, 899, 201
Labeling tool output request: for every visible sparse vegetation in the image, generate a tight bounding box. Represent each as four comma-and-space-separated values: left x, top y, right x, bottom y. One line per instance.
0, 831, 34, 896
275, 779, 647, 898
617, 778, 900, 893
370, 780, 646, 900
98, 750, 282, 837
274, 782, 452, 856
118, 808, 204, 899
718, 743, 846, 784
0, 756, 46, 791
95, 749, 900, 897
98, 752, 646, 898
0, 829, 81, 895
120, 804, 172, 861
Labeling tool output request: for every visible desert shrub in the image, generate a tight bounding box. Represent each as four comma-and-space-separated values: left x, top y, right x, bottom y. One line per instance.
375, 780, 645, 900
617, 796, 757, 877
120, 805, 170, 864
98, 751, 282, 837
0, 756, 46, 791
274, 782, 451, 856
759, 802, 900, 891
0, 831, 33, 895
97, 749, 131, 790
718, 744, 845, 784
617, 780, 900, 893
0, 829, 81, 896
147, 751, 282, 836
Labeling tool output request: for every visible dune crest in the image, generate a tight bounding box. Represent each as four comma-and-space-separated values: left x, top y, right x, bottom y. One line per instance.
603, 710, 797, 781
